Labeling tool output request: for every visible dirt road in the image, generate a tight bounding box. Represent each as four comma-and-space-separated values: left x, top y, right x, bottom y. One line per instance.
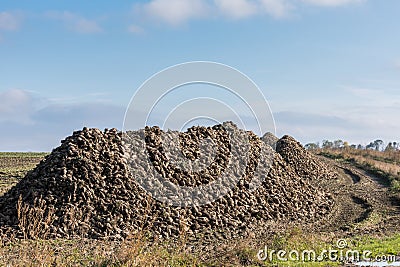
314, 156, 400, 236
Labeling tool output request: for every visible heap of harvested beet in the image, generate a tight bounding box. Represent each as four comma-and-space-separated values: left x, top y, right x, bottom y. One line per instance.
0, 123, 334, 240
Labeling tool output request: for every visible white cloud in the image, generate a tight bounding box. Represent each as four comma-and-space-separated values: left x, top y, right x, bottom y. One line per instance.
0, 89, 125, 151
46, 11, 103, 34
259, 0, 293, 18
215, 0, 258, 19
301, 0, 364, 7
134, 0, 366, 25
0, 11, 22, 31
0, 89, 31, 114
128, 24, 144, 34
0, 89, 38, 124
139, 0, 210, 25
344, 86, 383, 99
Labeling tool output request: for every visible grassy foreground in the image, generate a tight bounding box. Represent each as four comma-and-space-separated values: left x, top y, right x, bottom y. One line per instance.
1, 230, 399, 266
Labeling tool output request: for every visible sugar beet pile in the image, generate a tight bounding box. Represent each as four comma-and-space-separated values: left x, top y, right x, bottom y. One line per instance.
0, 122, 336, 240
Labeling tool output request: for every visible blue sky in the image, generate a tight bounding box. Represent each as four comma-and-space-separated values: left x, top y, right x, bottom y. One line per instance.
0, 0, 399, 151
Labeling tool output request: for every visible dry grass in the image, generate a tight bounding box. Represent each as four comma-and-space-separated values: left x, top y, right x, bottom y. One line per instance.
1, 229, 399, 266
1, 220, 200, 266
344, 152, 400, 178
17, 195, 56, 239
343, 149, 400, 165
0, 237, 198, 266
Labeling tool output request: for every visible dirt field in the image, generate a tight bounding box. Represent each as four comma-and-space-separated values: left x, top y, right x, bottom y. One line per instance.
314, 155, 400, 236
0, 151, 400, 266
0, 153, 47, 195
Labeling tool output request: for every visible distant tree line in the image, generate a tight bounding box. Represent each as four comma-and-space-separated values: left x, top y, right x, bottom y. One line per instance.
305, 139, 399, 152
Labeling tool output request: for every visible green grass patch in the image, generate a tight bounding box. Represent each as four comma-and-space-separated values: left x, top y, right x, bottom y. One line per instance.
258, 231, 400, 266
351, 234, 400, 261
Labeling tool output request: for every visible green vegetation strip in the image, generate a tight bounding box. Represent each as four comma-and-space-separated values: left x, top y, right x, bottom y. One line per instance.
260, 233, 400, 266
354, 234, 400, 257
